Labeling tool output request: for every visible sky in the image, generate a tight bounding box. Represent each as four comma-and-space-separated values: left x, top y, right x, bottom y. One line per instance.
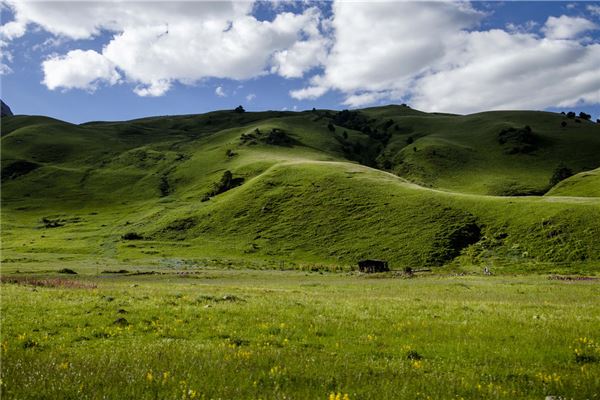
1, 0, 599, 124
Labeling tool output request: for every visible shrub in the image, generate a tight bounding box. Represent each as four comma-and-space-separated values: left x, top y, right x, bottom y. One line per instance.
234, 105, 245, 113
497, 126, 538, 154
579, 112, 591, 121
406, 350, 423, 360
327, 122, 336, 132
58, 268, 77, 274
549, 164, 574, 187
561, 121, 567, 128
265, 128, 293, 146
122, 232, 143, 240
203, 170, 244, 200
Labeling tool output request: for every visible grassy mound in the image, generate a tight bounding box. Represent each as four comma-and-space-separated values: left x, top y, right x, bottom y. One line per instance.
546, 167, 600, 198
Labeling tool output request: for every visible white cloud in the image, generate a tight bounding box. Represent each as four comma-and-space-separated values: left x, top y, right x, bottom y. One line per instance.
343, 92, 388, 108
42, 49, 120, 91
215, 86, 226, 97
271, 37, 329, 78
2, 0, 599, 115
589, 5, 600, 17
542, 15, 598, 40
133, 80, 171, 97
246, 93, 256, 102
0, 20, 26, 40
270, 7, 330, 78
291, 3, 600, 114
506, 20, 538, 34
289, 85, 328, 100
316, 1, 483, 95
411, 30, 600, 113
1, 1, 327, 96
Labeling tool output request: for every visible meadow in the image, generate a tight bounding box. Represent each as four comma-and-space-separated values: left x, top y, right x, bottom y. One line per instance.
1, 269, 599, 399
2, 106, 600, 399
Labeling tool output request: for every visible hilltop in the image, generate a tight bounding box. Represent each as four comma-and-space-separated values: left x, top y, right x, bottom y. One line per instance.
2, 105, 600, 273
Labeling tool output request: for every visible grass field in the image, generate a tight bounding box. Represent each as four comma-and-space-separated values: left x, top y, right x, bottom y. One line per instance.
1, 270, 599, 399
2, 107, 600, 398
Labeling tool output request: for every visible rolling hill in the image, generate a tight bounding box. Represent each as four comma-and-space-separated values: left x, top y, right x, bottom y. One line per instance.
2, 105, 600, 273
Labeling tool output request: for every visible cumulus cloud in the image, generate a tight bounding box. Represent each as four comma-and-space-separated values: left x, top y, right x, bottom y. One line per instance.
133, 80, 172, 98
291, 2, 600, 114
42, 50, 120, 91
291, 1, 484, 106
2, 0, 599, 114
1, 1, 327, 96
215, 86, 226, 97
290, 85, 328, 100
542, 15, 598, 39
343, 92, 388, 108
411, 30, 600, 113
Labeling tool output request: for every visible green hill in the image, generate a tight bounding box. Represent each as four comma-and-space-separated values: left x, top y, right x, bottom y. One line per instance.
546, 167, 600, 197
2, 106, 599, 273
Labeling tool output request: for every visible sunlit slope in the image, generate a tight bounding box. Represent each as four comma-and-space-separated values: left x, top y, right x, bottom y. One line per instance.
546, 167, 600, 197
142, 161, 600, 269
2, 107, 599, 271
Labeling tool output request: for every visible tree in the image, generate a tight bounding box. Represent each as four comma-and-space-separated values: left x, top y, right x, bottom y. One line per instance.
218, 170, 233, 190
234, 105, 245, 113
342, 131, 348, 139
566, 111, 576, 119
549, 164, 573, 187
578, 112, 591, 121
560, 121, 567, 128
327, 122, 336, 132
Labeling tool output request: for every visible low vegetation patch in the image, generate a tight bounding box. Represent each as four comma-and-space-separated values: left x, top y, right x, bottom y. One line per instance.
1, 160, 40, 180
497, 125, 539, 154
0, 276, 96, 289
240, 128, 295, 146
121, 232, 144, 240
58, 268, 78, 274
202, 170, 244, 201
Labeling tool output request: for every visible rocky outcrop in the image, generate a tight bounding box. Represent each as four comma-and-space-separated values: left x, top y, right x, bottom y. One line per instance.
1, 100, 13, 117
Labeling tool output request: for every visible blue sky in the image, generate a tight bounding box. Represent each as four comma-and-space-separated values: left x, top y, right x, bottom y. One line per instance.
1, 1, 599, 123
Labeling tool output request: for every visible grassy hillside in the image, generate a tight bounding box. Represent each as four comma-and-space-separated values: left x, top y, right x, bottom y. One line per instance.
546, 167, 600, 197
2, 106, 599, 273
